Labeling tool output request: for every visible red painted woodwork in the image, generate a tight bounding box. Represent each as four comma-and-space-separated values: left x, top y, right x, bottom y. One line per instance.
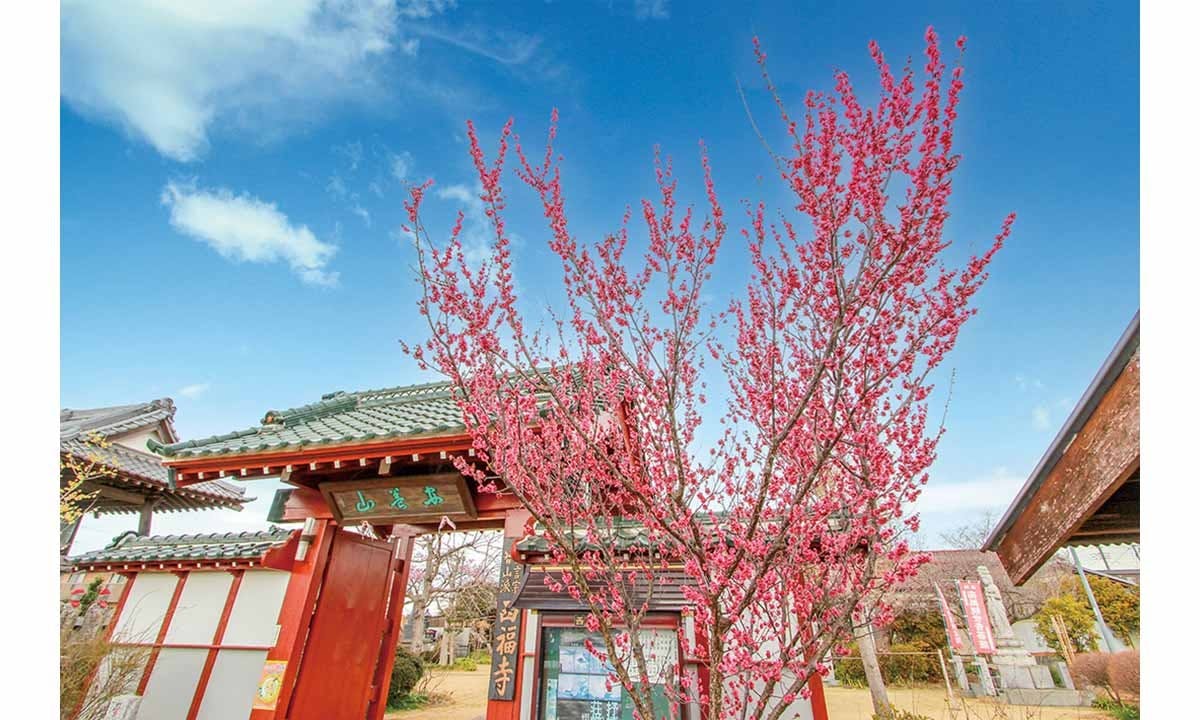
186, 570, 245, 720
366, 531, 418, 720
289, 530, 398, 720
169, 434, 476, 484
254, 519, 336, 720
136, 572, 188, 695
277, 487, 335, 523
808, 672, 829, 720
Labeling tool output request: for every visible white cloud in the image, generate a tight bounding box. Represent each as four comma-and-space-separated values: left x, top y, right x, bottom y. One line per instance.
398, 0, 458, 19
399, 37, 421, 56
162, 181, 339, 286
436, 183, 492, 263
1032, 405, 1052, 431
61, 1, 400, 161
178, 382, 211, 398
327, 174, 349, 199
413, 25, 541, 66
351, 203, 372, 227
634, 0, 670, 21
1014, 374, 1045, 392
391, 152, 414, 182
913, 467, 1027, 517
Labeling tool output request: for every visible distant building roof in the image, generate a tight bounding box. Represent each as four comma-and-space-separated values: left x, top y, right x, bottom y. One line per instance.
886, 549, 1070, 620
61, 398, 248, 514
61, 398, 180, 444
69, 527, 294, 569
148, 381, 466, 459
512, 567, 695, 613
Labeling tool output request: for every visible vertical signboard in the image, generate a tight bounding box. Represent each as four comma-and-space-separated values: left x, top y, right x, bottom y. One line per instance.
489, 538, 524, 701
956, 580, 996, 655
934, 583, 966, 653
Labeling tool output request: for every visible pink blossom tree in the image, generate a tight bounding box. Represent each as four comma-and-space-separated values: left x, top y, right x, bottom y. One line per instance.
402, 28, 1013, 720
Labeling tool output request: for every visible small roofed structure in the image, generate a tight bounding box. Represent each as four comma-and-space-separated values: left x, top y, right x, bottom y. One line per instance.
60, 398, 250, 554
69, 527, 297, 572
984, 312, 1140, 584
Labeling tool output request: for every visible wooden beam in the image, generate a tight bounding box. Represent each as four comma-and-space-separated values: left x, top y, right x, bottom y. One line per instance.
81, 482, 146, 506
996, 351, 1140, 584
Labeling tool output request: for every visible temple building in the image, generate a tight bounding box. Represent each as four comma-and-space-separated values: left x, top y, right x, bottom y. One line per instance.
60, 398, 250, 555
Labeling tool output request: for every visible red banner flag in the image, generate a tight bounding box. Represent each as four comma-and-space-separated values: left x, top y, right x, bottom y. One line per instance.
956, 580, 996, 655
935, 583, 966, 653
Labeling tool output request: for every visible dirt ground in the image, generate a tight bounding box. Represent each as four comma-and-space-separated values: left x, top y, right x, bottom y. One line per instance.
385, 671, 1109, 720
822, 686, 1108, 720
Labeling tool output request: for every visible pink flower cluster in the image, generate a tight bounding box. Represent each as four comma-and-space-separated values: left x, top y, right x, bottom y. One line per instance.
403, 28, 1012, 720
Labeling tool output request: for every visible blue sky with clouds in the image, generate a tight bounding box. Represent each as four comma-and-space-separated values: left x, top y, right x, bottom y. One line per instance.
61, 1, 1138, 552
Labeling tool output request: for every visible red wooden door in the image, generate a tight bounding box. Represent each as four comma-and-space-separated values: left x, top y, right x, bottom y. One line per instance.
289, 530, 396, 720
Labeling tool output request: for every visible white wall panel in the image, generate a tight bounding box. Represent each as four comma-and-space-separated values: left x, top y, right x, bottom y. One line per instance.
195, 650, 268, 720
164, 572, 234, 645
112, 573, 179, 644
134, 648, 206, 720
222, 570, 289, 646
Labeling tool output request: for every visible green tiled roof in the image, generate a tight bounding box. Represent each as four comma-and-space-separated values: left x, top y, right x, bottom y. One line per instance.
149, 380, 468, 459
514, 517, 729, 555
70, 528, 293, 567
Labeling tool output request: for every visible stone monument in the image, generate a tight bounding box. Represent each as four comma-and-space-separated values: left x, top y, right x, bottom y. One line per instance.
977, 565, 1056, 691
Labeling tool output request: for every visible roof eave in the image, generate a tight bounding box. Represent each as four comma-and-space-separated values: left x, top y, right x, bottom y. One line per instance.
983, 310, 1140, 552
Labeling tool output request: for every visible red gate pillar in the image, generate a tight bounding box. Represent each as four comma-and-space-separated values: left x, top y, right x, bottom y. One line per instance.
486, 509, 532, 720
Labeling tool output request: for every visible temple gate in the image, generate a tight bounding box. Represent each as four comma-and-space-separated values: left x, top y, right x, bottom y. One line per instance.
134, 381, 826, 720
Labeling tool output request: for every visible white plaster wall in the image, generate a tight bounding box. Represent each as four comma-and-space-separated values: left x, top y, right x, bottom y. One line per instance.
111, 426, 164, 454
195, 649, 269, 720
112, 573, 179, 644
164, 572, 234, 645
223, 570, 288, 646
135, 648, 207, 720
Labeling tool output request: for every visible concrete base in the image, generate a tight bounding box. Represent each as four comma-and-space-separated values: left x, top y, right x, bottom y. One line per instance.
996, 663, 1056, 690
1001, 688, 1093, 707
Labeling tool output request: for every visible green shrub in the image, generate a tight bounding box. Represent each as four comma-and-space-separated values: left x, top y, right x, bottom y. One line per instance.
388, 647, 426, 708
834, 643, 941, 687
389, 693, 431, 711
1093, 698, 1139, 720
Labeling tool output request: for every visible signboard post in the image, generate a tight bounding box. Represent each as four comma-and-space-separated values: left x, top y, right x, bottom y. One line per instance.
956, 580, 997, 655
935, 583, 966, 654
489, 538, 525, 701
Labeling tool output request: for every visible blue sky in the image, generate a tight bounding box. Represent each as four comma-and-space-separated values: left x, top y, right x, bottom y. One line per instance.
61, 1, 1138, 553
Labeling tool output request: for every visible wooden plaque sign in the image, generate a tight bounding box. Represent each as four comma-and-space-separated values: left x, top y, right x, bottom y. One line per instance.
488, 537, 525, 701
318, 473, 477, 524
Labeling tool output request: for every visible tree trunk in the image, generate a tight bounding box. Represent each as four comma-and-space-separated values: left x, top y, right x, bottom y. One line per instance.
857, 626, 891, 719
408, 607, 427, 653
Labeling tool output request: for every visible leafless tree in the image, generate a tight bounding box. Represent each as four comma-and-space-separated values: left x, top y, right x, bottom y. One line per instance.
938, 510, 998, 550
405, 530, 502, 654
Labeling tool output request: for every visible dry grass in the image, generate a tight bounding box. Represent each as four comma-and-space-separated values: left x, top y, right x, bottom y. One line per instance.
60, 623, 148, 720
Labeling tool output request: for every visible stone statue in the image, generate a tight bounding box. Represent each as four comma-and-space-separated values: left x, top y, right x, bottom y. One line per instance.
977, 565, 1017, 644
975, 565, 1055, 691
